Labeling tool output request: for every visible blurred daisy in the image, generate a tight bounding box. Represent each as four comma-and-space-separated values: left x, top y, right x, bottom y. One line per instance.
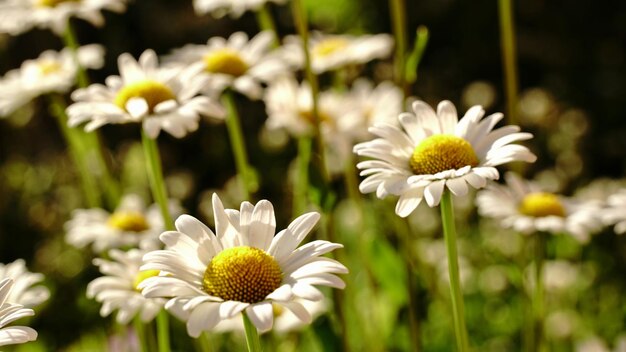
282, 32, 394, 74
67, 49, 225, 139
0, 45, 104, 117
0, 279, 37, 347
600, 189, 626, 234
87, 248, 165, 324
0, 0, 127, 36
164, 31, 286, 100
0, 260, 49, 308
476, 172, 602, 243
354, 100, 537, 217
65, 193, 180, 252
140, 193, 347, 336
193, 0, 286, 18
263, 75, 352, 175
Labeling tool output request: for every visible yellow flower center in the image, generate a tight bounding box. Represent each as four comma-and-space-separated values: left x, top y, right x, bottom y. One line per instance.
114, 80, 176, 113
203, 49, 248, 77
37, 0, 79, 7
272, 303, 285, 317
518, 192, 566, 218
133, 270, 160, 291
38, 60, 62, 75
312, 38, 349, 58
203, 246, 282, 304
107, 212, 150, 232
409, 135, 479, 175
298, 109, 332, 125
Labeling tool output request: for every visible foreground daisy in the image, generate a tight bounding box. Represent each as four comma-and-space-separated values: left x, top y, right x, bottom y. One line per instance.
140, 194, 347, 337
193, 0, 286, 18
0, 260, 49, 308
0, 0, 127, 36
0, 279, 38, 347
164, 31, 286, 100
476, 172, 602, 243
65, 193, 180, 252
67, 49, 225, 138
602, 189, 626, 235
0, 45, 104, 117
354, 100, 537, 217
282, 32, 394, 74
87, 248, 165, 324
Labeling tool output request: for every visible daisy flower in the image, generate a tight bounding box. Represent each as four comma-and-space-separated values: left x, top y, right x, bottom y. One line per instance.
87, 248, 165, 324
354, 100, 537, 217
602, 189, 626, 235
65, 193, 180, 252
164, 31, 286, 100
263, 75, 352, 175
140, 193, 347, 336
0, 260, 49, 308
0, 279, 38, 347
282, 32, 394, 74
0, 0, 127, 36
476, 172, 602, 243
0, 45, 104, 117
66, 49, 225, 139
192, 0, 286, 18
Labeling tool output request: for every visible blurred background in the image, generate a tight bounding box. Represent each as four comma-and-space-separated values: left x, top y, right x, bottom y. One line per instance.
1, 0, 625, 351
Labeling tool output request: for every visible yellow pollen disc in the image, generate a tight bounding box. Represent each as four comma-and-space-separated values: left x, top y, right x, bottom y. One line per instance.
312, 38, 349, 58
518, 192, 566, 218
272, 303, 284, 317
133, 270, 160, 291
203, 246, 282, 304
203, 49, 248, 77
114, 80, 176, 113
37, 0, 79, 7
409, 135, 479, 175
299, 109, 332, 125
38, 61, 62, 75
107, 212, 150, 232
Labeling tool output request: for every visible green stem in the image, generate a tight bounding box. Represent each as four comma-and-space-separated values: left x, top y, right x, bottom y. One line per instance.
140, 131, 174, 231
291, 0, 330, 184
48, 94, 100, 207
294, 137, 312, 215
222, 90, 253, 200
242, 313, 262, 352
255, 4, 280, 47
533, 233, 545, 352
156, 310, 170, 352
389, 0, 408, 95
195, 332, 213, 352
439, 190, 470, 352
62, 19, 89, 88
498, 0, 520, 126
133, 317, 147, 352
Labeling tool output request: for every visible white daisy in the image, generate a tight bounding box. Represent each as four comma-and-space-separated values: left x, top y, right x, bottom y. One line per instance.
140, 193, 347, 336
599, 189, 626, 235
0, 45, 104, 117
0, 0, 127, 36
67, 49, 225, 139
65, 193, 180, 252
164, 31, 286, 100
263, 75, 353, 175
0, 279, 38, 347
282, 32, 394, 74
193, 0, 286, 18
354, 100, 537, 217
87, 248, 165, 324
0, 260, 49, 308
476, 172, 602, 243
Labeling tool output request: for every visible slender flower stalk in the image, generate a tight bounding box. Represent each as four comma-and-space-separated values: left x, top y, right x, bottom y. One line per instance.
48, 94, 100, 207
242, 313, 262, 352
223, 90, 254, 200
532, 233, 545, 352
294, 137, 312, 215
255, 4, 279, 47
389, 0, 408, 94
156, 310, 170, 352
62, 21, 89, 89
498, 0, 520, 126
290, 0, 330, 183
133, 317, 148, 352
440, 190, 469, 352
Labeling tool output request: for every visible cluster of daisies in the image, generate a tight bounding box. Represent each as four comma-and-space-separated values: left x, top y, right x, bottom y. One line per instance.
0, 0, 625, 350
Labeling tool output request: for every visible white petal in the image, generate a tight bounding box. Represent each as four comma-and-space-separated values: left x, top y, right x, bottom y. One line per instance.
186, 302, 221, 338
424, 180, 446, 207
245, 303, 273, 333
